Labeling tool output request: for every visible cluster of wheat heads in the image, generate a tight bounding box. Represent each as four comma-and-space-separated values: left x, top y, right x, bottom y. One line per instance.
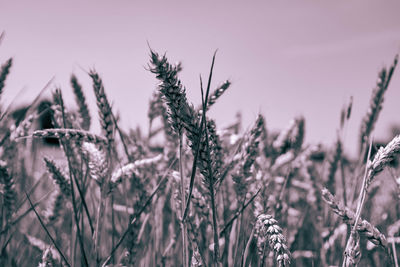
0, 41, 400, 266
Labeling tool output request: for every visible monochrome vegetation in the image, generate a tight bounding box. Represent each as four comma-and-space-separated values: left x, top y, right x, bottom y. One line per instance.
0, 33, 400, 266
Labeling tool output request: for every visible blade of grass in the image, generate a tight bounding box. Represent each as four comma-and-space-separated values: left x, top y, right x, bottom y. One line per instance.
14, 173, 43, 214
0, 86, 27, 124
200, 51, 221, 265
182, 51, 215, 222
1, 186, 53, 236
0, 77, 54, 122
181, 80, 209, 222
219, 188, 260, 237
25, 192, 71, 267
343, 138, 373, 266
101, 163, 172, 267
111, 109, 133, 162
0, 31, 4, 45
241, 226, 256, 267
76, 161, 94, 235
1, 231, 15, 254
181, 105, 206, 222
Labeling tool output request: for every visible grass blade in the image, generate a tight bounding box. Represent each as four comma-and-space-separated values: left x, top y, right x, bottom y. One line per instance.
25, 192, 71, 267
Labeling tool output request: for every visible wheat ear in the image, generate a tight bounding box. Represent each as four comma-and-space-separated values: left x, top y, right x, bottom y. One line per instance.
197, 80, 231, 112
149, 50, 190, 134
10, 114, 35, 141
82, 142, 108, 186
43, 189, 64, 224
321, 188, 387, 248
366, 135, 400, 189
359, 55, 398, 154
32, 128, 107, 145
0, 161, 16, 220
273, 116, 304, 155
147, 90, 164, 125
327, 138, 342, 195
71, 74, 91, 130
89, 70, 114, 146
37, 246, 57, 267
255, 214, 291, 267
0, 58, 12, 96
233, 114, 265, 200
44, 157, 71, 197
110, 154, 163, 186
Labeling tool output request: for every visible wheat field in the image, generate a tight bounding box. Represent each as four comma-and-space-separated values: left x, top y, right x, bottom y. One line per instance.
0, 35, 400, 266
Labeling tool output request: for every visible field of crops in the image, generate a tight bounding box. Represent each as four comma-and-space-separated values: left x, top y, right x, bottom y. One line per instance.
0, 32, 400, 266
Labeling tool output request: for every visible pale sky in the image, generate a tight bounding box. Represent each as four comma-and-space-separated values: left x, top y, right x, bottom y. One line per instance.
1, 1, 399, 156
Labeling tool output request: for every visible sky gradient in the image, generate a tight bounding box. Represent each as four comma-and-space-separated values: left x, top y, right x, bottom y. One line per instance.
1, 1, 399, 156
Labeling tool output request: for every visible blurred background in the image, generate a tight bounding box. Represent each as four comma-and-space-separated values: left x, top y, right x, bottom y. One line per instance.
0, 1, 399, 157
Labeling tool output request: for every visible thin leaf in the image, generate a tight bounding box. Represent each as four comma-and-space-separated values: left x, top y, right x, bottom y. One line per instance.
25, 192, 71, 267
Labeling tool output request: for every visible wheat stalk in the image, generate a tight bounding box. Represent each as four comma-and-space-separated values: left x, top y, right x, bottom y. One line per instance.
44, 157, 71, 197
149, 50, 202, 266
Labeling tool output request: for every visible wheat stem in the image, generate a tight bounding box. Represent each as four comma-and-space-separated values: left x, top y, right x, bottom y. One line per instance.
102, 159, 173, 267
54, 88, 89, 267
342, 140, 372, 266
219, 188, 260, 237
179, 133, 189, 267
392, 239, 399, 267
202, 66, 221, 267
